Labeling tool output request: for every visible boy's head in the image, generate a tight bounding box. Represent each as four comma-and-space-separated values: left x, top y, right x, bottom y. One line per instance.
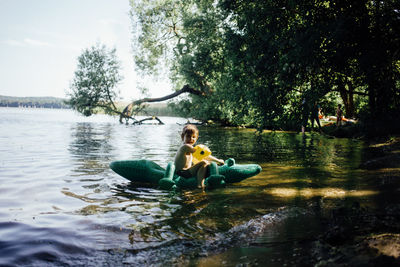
181, 124, 199, 143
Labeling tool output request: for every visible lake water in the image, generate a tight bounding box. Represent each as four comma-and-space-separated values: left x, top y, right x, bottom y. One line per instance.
0, 107, 381, 266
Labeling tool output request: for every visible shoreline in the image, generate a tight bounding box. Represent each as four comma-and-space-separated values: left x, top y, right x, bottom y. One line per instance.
307, 136, 400, 265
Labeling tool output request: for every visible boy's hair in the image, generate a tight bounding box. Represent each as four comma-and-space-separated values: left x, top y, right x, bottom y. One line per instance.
181, 124, 199, 140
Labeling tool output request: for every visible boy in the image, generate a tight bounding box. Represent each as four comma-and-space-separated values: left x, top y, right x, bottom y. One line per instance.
174, 124, 224, 189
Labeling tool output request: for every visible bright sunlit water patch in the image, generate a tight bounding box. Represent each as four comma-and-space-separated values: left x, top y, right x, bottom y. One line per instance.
267, 187, 378, 199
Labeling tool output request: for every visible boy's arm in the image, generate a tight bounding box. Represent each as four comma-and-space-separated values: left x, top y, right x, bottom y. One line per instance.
206, 155, 225, 165
182, 144, 196, 153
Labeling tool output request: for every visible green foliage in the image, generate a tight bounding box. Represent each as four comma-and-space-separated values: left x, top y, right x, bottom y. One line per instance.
130, 0, 400, 132
67, 43, 122, 116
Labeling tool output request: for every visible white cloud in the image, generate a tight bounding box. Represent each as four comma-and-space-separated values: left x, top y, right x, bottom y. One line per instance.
23, 38, 53, 47
32, 29, 73, 41
0, 38, 53, 47
1, 39, 25, 47
98, 18, 123, 26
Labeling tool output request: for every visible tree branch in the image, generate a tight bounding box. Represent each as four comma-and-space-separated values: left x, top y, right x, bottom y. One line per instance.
133, 116, 164, 125
134, 84, 204, 104
119, 84, 205, 123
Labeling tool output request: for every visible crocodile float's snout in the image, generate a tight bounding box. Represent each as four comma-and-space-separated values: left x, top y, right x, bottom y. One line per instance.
218, 158, 262, 183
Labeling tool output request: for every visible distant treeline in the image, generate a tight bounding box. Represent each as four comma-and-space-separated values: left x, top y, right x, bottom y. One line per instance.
0, 95, 180, 116
0, 95, 70, 109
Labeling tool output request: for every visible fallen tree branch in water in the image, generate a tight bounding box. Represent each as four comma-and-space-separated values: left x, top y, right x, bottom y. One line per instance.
132, 116, 164, 125
119, 84, 204, 124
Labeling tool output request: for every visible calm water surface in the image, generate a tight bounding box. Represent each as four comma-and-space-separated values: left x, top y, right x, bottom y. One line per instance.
0, 107, 381, 266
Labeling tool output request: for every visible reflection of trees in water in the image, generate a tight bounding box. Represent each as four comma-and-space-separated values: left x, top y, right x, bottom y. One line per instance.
275, 133, 364, 193
198, 128, 266, 162
68, 122, 115, 176
202, 128, 364, 194
122, 124, 178, 164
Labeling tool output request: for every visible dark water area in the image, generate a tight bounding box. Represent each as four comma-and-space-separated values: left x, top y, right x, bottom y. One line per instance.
0, 107, 392, 266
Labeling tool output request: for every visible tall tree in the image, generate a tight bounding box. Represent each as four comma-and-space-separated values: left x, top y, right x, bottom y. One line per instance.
67, 43, 122, 116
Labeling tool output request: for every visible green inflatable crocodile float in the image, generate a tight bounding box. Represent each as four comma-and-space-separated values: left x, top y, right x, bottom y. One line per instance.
109, 158, 262, 190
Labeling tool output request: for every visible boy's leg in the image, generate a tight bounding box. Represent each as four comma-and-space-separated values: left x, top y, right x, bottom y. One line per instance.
197, 164, 207, 189
188, 161, 209, 188
187, 161, 205, 176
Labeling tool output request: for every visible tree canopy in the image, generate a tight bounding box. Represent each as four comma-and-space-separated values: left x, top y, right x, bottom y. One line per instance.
130, 0, 400, 132
67, 43, 122, 116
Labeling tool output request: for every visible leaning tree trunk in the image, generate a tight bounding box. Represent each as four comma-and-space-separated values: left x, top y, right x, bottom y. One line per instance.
338, 81, 355, 119
119, 84, 205, 124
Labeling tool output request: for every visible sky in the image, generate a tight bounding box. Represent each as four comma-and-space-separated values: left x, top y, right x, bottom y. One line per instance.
0, 0, 172, 101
